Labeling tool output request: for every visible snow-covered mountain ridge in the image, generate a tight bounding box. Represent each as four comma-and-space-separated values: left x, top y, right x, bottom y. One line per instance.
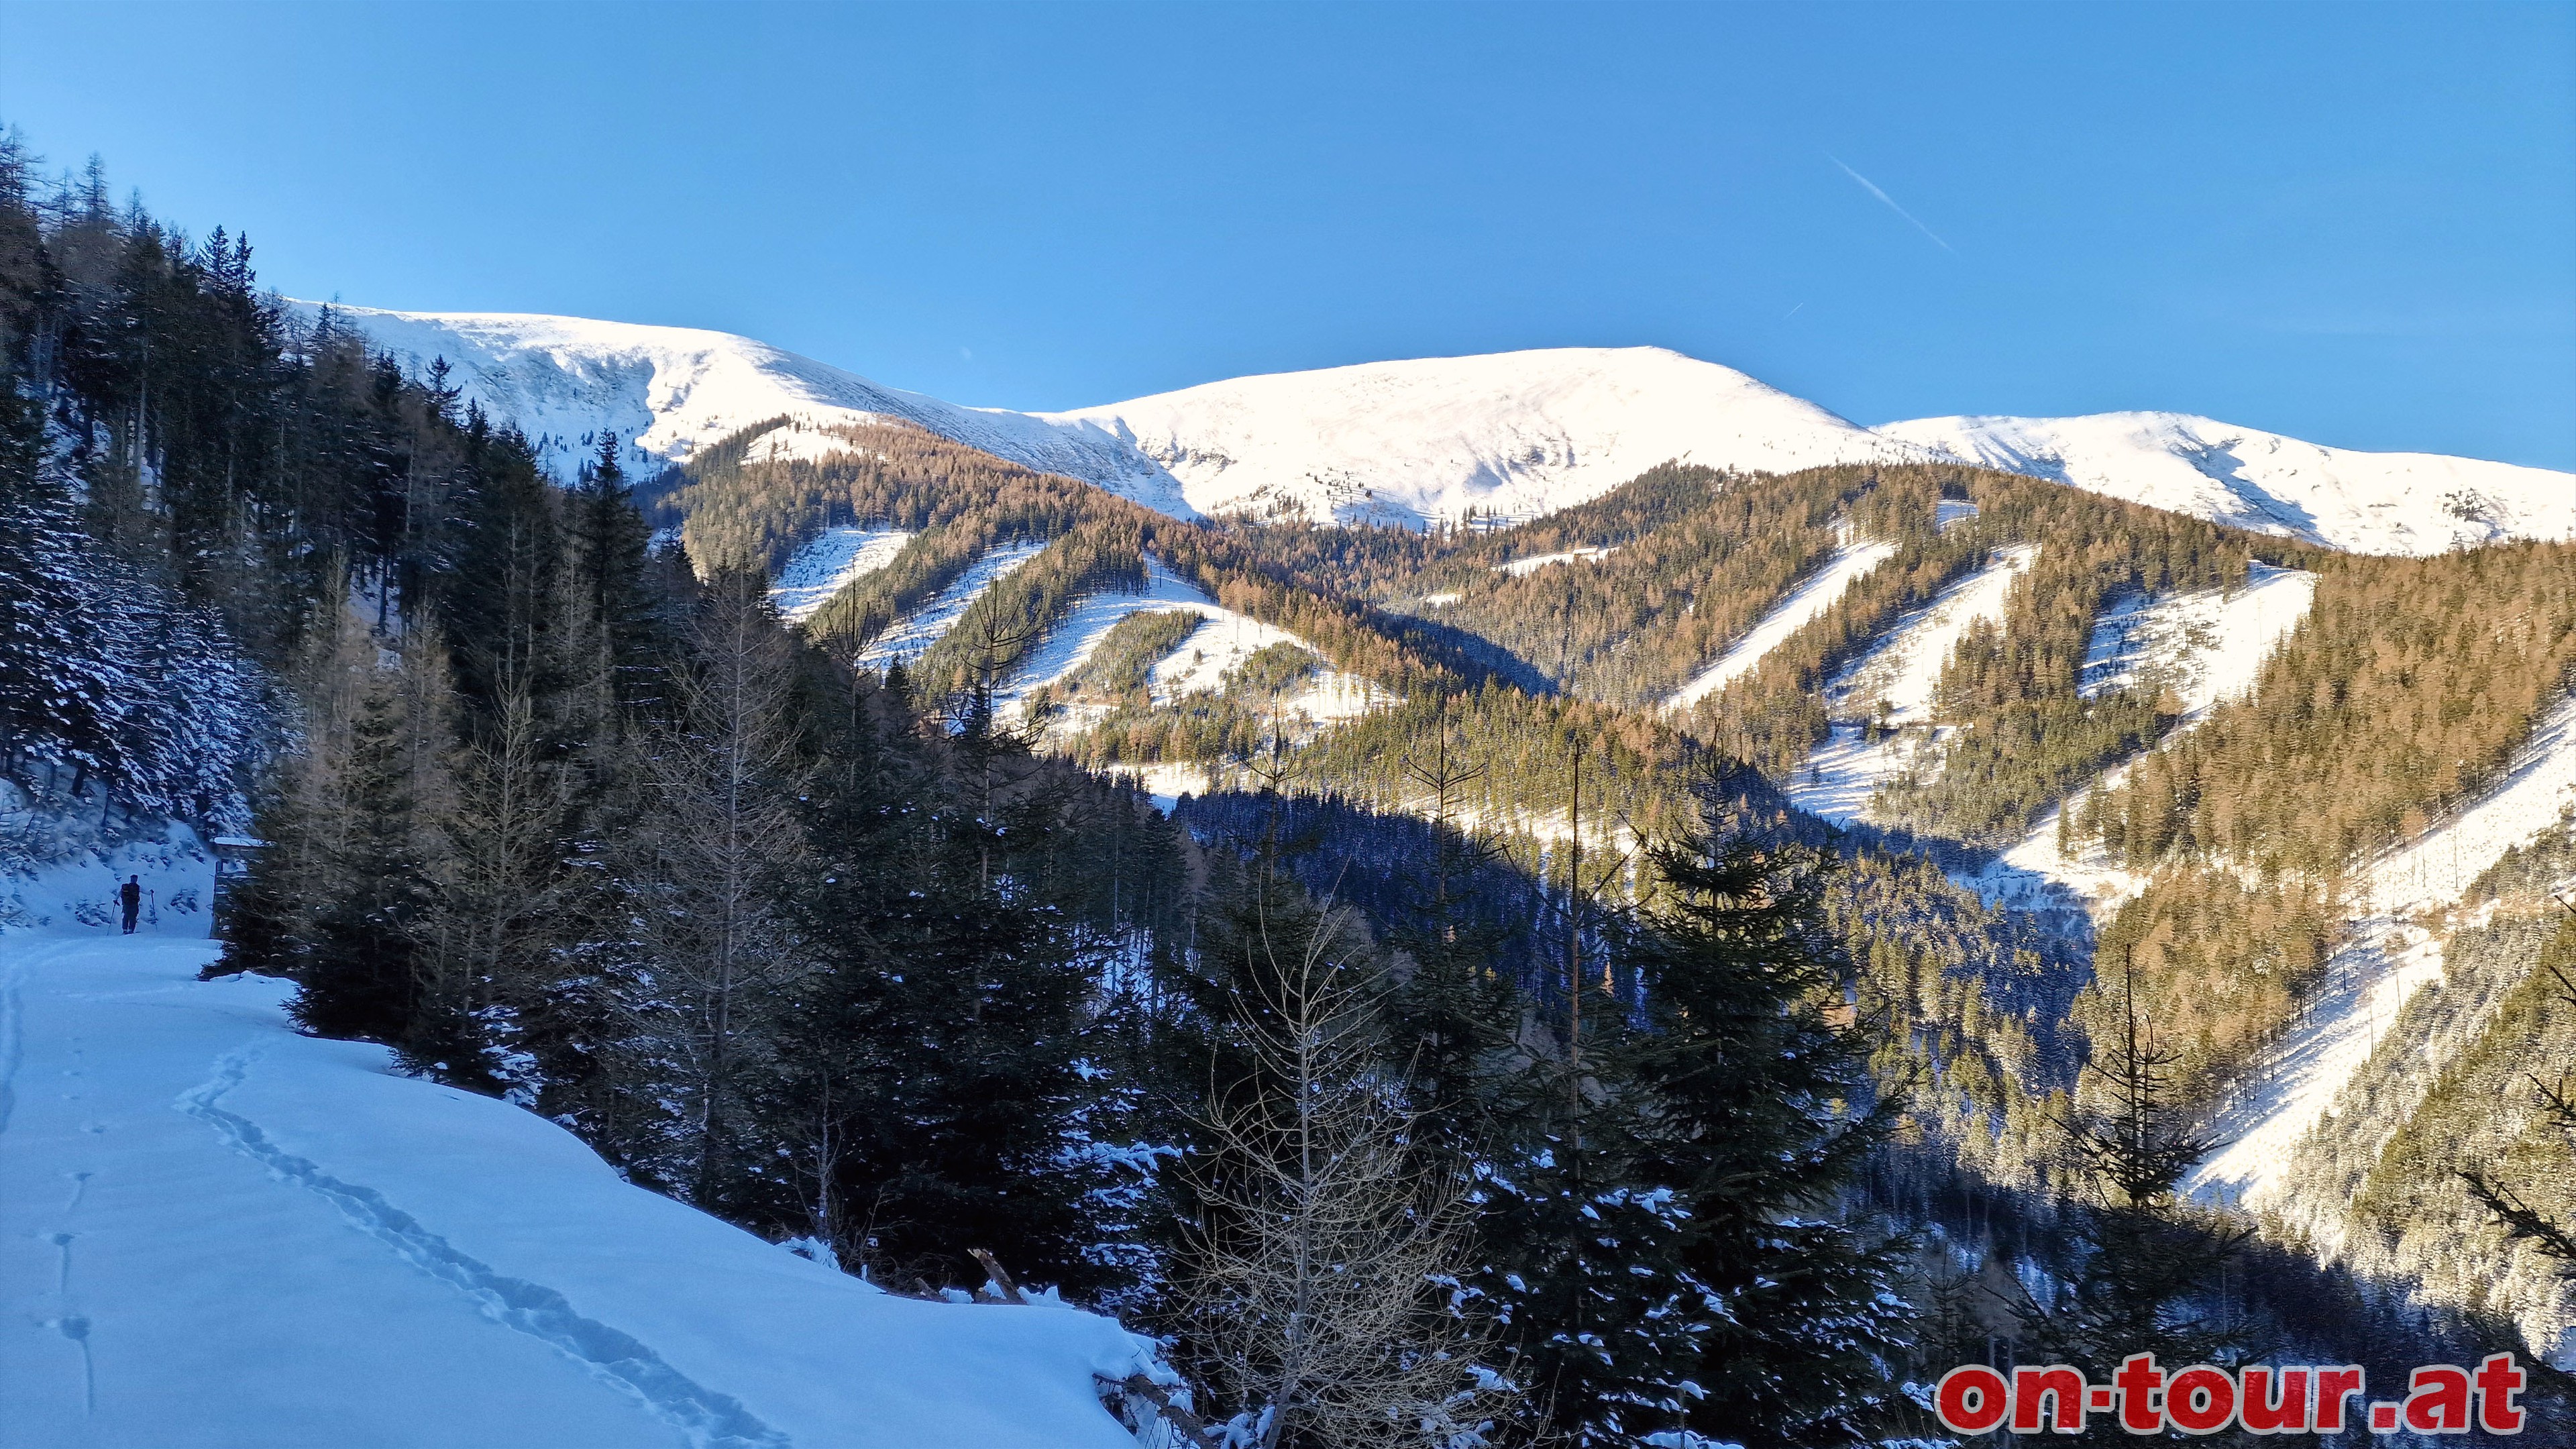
1042, 346, 1937, 527
288, 303, 1197, 518
1876, 411, 2576, 557
303, 302, 2571, 555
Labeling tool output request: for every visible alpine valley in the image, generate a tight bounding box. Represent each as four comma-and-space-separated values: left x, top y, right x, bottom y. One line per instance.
7, 153, 2576, 1449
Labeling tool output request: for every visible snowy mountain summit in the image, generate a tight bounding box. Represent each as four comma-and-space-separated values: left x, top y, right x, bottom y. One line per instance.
1876, 411, 2576, 557
306, 302, 2571, 554
291, 303, 1198, 517
1049, 346, 1935, 527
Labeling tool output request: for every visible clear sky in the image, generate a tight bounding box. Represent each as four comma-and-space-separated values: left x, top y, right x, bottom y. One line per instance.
7, 1, 2573, 468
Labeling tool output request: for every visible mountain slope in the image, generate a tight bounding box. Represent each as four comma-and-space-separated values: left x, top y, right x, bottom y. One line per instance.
0, 920, 1159, 1448
290, 303, 1197, 517
1876, 411, 2576, 557
1046, 346, 1935, 527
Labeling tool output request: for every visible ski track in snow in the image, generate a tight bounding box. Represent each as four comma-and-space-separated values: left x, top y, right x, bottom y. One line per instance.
176, 1048, 789, 1449
0, 948, 22, 1138
2190, 688, 2576, 1207
855, 539, 1050, 670
0, 925, 1158, 1447
1667, 538, 1897, 711
768, 527, 914, 623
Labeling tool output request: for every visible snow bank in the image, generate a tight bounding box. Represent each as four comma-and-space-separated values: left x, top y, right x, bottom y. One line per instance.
855, 539, 1051, 670
0, 926, 1159, 1447
1667, 538, 1898, 711
768, 527, 914, 623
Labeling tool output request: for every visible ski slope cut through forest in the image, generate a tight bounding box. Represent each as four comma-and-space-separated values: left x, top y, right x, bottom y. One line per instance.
2359, 688, 2576, 918
994, 556, 1230, 708
2079, 564, 2319, 720
853, 539, 1051, 670
1778, 544, 2037, 828
767, 527, 915, 623
1148, 609, 1391, 725
1959, 566, 2321, 918
2189, 689, 2576, 1208
1876, 411, 2576, 557
1666, 536, 1898, 711
0, 926, 1161, 1448
2188, 923, 2449, 1211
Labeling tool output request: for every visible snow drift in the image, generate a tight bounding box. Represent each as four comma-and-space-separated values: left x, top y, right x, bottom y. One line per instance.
0, 910, 1162, 1447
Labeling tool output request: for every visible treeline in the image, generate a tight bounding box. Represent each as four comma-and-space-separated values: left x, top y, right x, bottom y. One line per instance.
1240, 462, 1946, 708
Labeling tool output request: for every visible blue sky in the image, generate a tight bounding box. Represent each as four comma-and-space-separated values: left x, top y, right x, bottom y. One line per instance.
8, 1, 2572, 467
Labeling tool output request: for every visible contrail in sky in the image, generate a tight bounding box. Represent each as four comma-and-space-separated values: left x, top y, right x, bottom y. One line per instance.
1828, 155, 1954, 253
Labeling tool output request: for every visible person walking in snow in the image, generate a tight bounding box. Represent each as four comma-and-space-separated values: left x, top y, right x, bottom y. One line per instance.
119, 875, 142, 934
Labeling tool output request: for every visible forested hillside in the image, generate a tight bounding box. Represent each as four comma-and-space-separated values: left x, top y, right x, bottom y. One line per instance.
13, 123, 2576, 1444
1, 142, 2057, 1448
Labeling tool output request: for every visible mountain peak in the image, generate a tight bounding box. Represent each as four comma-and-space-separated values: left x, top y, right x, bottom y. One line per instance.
290, 302, 1200, 517
1046, 344, 1928, 526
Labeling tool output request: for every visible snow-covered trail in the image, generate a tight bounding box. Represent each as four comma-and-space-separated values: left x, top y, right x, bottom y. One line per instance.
0, 930, 1153, 1448
1666, 537, 1897, 710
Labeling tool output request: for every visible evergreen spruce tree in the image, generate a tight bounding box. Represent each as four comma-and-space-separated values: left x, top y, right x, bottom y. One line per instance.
2022, 957, 2249, 1379
1629, 832, 1911, 1446
776, 667, 1103, 1293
